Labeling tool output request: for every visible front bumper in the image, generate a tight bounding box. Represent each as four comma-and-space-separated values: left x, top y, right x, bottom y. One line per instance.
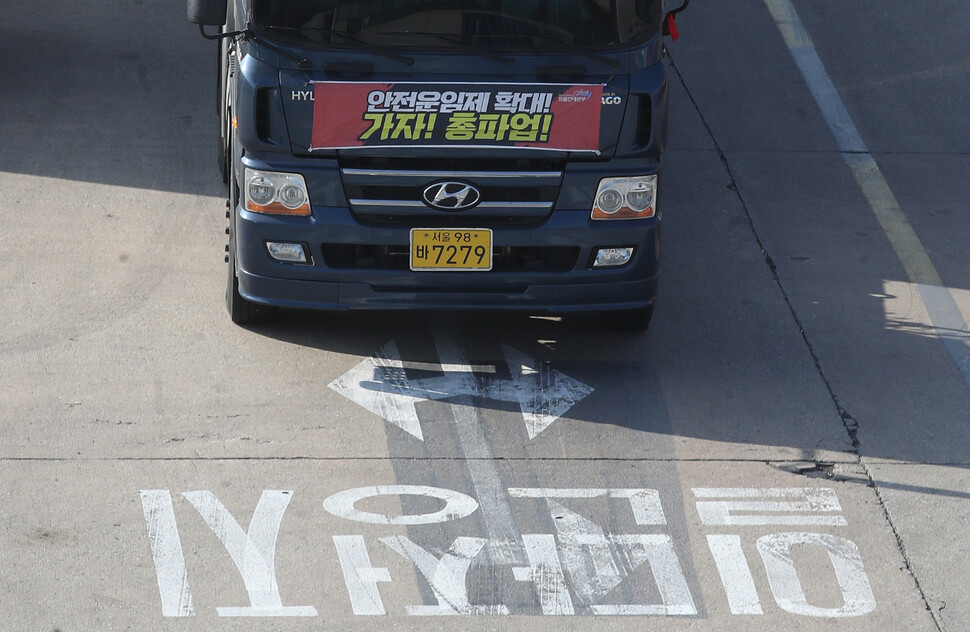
234, 203, 660, 313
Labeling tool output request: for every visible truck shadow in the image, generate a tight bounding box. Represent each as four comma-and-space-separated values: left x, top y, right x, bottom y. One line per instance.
252, 304, 970, 504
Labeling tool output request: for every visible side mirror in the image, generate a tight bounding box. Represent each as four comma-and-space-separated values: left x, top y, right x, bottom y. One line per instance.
187, 0, 228, 26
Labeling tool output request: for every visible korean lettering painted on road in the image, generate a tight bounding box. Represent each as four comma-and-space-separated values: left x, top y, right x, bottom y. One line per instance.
140, 485, 876, 619
695, 488, 876, 617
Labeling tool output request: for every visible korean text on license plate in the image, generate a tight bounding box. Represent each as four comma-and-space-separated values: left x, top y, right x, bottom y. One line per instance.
410, 229, 493, 271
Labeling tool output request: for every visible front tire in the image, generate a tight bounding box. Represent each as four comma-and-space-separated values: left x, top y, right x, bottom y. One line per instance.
226, 155, 274, 325
226, 235, 273, 325
217, 40, 232, 184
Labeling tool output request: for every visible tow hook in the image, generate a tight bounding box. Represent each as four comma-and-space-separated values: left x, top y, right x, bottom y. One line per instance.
663, 0, 690, 41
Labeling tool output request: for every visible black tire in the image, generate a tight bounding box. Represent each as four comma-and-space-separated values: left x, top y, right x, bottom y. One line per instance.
226, 235, 273, 325
226, 147, 274, 325
604, 304, 654, 332
217, 40, 231, 184
218, 128, 229, 184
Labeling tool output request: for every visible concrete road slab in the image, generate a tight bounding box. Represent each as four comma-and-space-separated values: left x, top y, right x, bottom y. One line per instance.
721, 151, 970, 464
792, 0, 970, 155
866, 464, 970, 631
665, 4, 838, 153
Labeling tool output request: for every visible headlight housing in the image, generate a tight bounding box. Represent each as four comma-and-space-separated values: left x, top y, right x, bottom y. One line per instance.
244, 169, 311, 216
591, 175, 657, 220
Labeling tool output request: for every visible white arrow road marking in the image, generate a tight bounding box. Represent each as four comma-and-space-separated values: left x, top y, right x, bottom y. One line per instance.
488, 345, 594, 440
328, 341, 428, 440
328, 340, 593, 441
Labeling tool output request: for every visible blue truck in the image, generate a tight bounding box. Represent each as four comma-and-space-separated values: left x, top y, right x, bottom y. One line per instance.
188, 0, 684, 330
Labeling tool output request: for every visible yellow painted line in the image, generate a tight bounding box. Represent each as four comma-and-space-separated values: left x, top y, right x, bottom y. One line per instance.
764, 0, 970, 388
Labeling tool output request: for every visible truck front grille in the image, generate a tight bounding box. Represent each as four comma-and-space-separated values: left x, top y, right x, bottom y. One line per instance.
339, 157, 564, 227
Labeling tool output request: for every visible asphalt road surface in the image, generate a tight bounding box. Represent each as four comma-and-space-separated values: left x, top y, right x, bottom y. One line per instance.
2, 1, 969, 630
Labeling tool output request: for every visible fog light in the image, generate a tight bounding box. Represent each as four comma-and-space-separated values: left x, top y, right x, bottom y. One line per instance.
266, 242, 308, 264
593, 247, 634, 268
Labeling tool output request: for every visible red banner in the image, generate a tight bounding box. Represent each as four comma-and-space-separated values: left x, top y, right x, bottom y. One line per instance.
311, 82, 603, 152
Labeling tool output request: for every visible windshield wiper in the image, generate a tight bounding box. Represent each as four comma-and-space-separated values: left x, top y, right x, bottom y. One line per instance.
260, 25, 414, 66
199, 24, 313, 68
388, 31, 515, 67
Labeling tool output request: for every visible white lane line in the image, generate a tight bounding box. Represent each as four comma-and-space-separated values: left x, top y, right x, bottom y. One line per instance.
513, 534, 576, 615
432, 322, 524, 565
763, 0, 970, 390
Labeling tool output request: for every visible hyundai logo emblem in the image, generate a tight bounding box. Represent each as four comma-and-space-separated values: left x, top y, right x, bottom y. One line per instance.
422, 181, 481, 211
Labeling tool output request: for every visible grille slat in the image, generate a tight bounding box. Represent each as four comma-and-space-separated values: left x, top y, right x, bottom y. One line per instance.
340, 157, 564, 227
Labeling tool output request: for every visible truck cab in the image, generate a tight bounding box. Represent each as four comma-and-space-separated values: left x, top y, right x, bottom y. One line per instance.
189, 0, 673, 330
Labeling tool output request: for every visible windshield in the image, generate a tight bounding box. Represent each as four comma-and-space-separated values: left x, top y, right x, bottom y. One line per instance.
252, 0, 662, 51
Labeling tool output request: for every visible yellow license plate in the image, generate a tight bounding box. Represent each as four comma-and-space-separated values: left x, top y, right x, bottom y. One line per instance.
411, 228, 492, 270
410, 229, 493, 271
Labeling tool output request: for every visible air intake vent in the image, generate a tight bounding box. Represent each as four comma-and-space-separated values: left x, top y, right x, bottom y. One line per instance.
255, 88, 273, 143
637, 95, 653, 147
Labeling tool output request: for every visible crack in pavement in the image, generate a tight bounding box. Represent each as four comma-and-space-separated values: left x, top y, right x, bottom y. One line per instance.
666, 41, 944, 632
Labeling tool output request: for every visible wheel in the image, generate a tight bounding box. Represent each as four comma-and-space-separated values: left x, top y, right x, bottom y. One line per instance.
217, 41, 232, 184
226, 234, 273, 325
603, 304, 654, 332
225, 148, 274, 325
217, 123, 229, 184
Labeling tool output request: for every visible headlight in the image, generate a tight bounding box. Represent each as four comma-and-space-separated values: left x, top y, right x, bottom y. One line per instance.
247, 175, 276, 207
244, 169, 311, 216
597, 188, 624, 214
591, 175, 657, 220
